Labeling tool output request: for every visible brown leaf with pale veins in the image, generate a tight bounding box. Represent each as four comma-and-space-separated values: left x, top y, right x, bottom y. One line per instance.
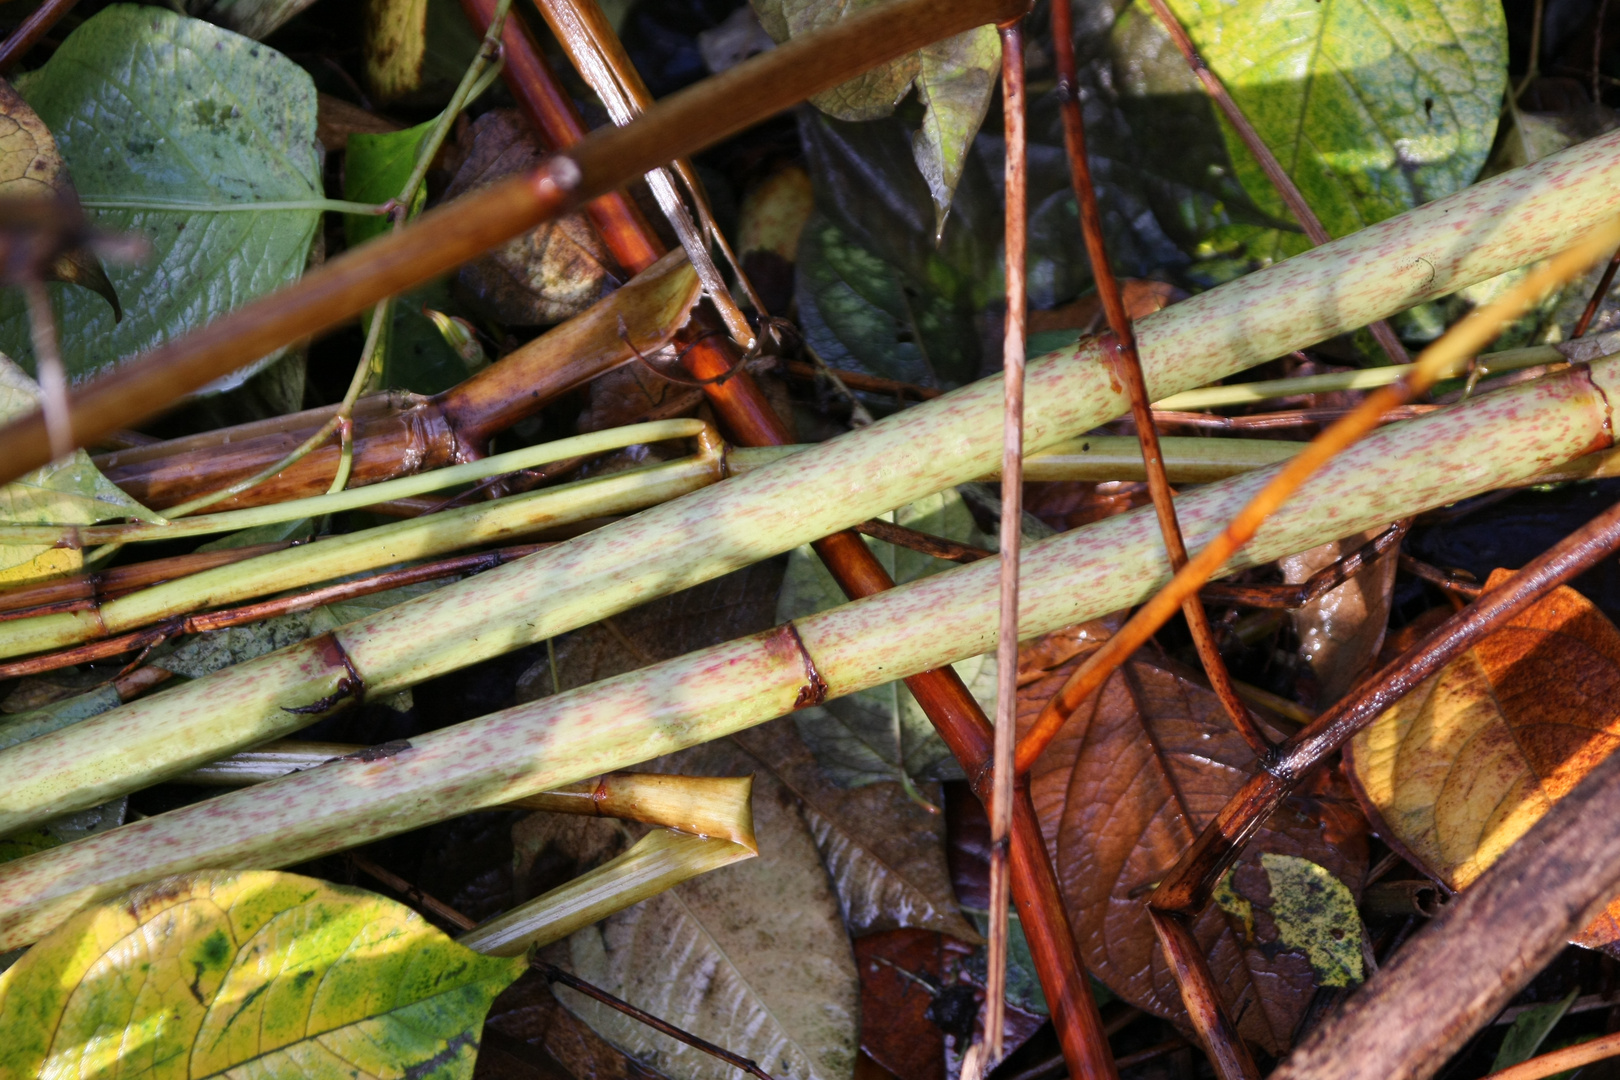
0, 79, 119, 319
1021, 624, 1368, 1055
732, 717, 980, 941
1281, 527, 1399, 708
444, 110, 615, 325
1347, 570, 1620, 953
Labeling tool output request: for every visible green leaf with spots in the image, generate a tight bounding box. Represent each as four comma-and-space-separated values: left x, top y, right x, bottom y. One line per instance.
0, 869, 526, 1078
1113, 0, 1506, 263
777, 488, 991, 789
1261, 854, 1365, 988
0, 5, 322, 391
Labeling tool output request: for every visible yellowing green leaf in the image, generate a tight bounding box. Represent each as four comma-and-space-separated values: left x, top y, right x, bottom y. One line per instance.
1127, 0, 1506, 261
0, 869, 526, 1078
0, 355, 158, 585
1260, 854, 1364, 988
1346, 573, 1620, 951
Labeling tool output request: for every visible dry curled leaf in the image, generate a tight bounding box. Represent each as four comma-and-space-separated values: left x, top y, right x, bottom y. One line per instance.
1347, 570, 1620, 952
1021, 623, 1368, 1055
444, 110, 615, 326
0, 78, 118, 318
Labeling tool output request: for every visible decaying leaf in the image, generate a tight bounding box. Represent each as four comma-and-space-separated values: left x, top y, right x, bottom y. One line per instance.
443, 110, 616, 326
749, 0, 997, 227
733, 716, 979, 941
0, 6, 323, 391
0, 78, 119, 318
481, 968, 670, 1080
1280, 526, 1400, 708
1022, 622, 1368, 1054
1258, 854, 1365, 988
1347, 571, 1620, 953
739, 164, 815, 315
556, 740, 860, 1080
0, 869, 525, 1078
0, 355, 159, 586
778, 488, 992, 790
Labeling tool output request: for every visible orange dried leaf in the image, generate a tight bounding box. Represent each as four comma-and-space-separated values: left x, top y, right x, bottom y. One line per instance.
1346, 570, 1620, 950
1020, 624, 1367, 1054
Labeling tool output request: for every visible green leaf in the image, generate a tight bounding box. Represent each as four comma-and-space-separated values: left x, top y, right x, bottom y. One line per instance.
344, 120, 434, 248
0, 798, 126, 866
0, 869, 526, 1078
0, 356, 158, 585
1125, 0, 1507, 262
913, 26, 999, 238
0, 5, 322, 391
1493, 989, 1579, 1072
1260, 854, 1365, 988
777, 488, 991, 788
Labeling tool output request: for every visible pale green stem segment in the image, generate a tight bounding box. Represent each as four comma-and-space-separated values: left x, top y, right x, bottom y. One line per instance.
458, 830, 755, 956
0, 420, 708, 545
0, 131, 1616, 848
0, 356, 1614, 947
1149, 336, 1620, 411
0, 447, 723, 658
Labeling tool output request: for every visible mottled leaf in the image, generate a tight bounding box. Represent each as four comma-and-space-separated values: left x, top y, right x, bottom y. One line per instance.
558, 740, 859, 1080
0, 6, 322, 391
1022, 623, 1368, 1054
0, 869, 525, 1078
1280, 526, 1399, 708
363, 0, 483, 106
1258, 854, 1364, 988
1121, 0, 1507, 262
1347, 571, 1620, 953
733, 716, 979, 940
0, 355, 158, 586
913, 27, 999, 236
443, 110, 615, 326
778, 488, 991, 789
0, 78, 119, 316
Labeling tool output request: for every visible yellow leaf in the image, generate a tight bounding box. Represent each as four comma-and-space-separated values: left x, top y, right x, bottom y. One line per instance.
1347, 571, 1620, 950
0, 869, 525, 1078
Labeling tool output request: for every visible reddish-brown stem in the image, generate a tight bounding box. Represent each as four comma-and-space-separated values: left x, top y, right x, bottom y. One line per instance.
1198, 521, 1406, 610
782, 360, 942, 402
0, 0, 79, 72
0, 541, 293, 619
452, 14, 1113, 1075
0, 0, 1019, 482
1050, 0, 1265, 753
1148, 492, 1620, 915
1148, 405, 1437, 431
1397, 552, 1483, 599
1574, 246, 1620, 337
350, 853, 479, 931
0, 544, 546, 678
1132, 0, 1409, 365
1147, 909, 1260, 1080
852, 519, 993, 563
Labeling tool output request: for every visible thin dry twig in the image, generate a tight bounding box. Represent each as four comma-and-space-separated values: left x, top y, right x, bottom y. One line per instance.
852, 519, 994, 563
982, 19, 1029, 1076
535, 961, 782, 1080
1051, 0, 1267, 755
1483, 1032, 1620, 1080
0, 0, 79, 71
1199, 521, 1407, 609
1574, 245, 1620, 337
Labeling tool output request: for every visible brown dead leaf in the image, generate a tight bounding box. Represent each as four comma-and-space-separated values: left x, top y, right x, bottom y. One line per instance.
0, 79, 119, 319
1021, 624, 1368, 1055
1346, 570, 1620, 952
1280, 527, 1400, 708
444, 110, 615, 325
576, 360, 703, 434
479, 967, 668, 1080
